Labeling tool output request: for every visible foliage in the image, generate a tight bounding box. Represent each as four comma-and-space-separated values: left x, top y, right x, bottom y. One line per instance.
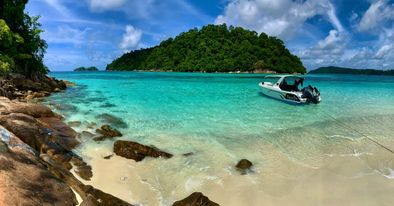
309, 66, 394, 75
107, 24, 306, 73
0, 0, 48, 76
74, 66, 99, 71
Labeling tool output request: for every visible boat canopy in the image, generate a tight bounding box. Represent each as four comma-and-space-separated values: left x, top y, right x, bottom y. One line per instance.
264, 75, 305, 92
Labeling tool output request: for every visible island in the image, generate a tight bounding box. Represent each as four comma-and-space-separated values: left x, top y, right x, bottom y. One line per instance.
309, 66, 394, 75
74, 66, 99, 71
106, 24, 306, 74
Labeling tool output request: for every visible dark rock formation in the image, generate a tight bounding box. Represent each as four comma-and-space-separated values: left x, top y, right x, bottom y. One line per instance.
113, 140, 173, 162
94, 125, 123, 141
96, 113, 128, 128
0, 97, 93, 182
0, 77, 133, 205
235, 159, 253, 174
173, 192, 220, 206
104, 154, 114, 159
0, 73, 67, 100
183, 152, 194, 157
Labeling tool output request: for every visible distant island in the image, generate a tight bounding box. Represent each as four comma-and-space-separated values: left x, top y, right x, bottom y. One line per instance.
74, 66, 99, 72
309, 66, 394, 75
106, 24, 306, 74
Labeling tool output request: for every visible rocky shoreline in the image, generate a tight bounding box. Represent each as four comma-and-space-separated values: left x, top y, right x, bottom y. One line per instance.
0, 74, 222, 206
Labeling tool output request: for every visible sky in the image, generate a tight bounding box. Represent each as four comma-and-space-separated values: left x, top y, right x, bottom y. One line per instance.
26, 0, 394, 71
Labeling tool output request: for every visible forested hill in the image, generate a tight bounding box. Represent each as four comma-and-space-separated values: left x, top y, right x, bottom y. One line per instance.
309, 66, 394, 75
106, 24, 306, 73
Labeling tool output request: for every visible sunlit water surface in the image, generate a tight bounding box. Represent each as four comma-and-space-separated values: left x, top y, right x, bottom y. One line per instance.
45, 72, 394, 206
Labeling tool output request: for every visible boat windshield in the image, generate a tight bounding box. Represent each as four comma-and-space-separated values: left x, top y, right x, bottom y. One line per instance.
263, 76, 281, 84
280, 76, 304, 91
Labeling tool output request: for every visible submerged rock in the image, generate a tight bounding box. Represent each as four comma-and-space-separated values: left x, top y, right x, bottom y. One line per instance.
113, 140, 173, 162
96, 113, 128, 128
183, 152, 194, 157
235, 159, 253, 174
173, 192, 220, 206
94, 125, 123, 141
67, 121, 82, 127
81, 131, 95, 138
103, 154, 114, 159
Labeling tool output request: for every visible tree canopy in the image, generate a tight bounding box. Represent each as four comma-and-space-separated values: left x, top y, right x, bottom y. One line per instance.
107, 24, 306, 73
0, 0, 48, 76
309, 66, 394, 75
74, 66, 99, 72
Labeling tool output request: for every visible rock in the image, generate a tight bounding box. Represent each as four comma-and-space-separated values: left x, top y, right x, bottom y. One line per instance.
113, 140, 173, 162
0, 97, 54, 117
81, 185, 132, 206
68, 121, 82, 127
81, 131, 95, 138
75, 164, 93, 181
54, 88, 61, 92
63, 80, 76, 87
235, 159, 253, 174
104, 154, 114, 159
173, 192, 220, 206
183, 152, 194, 157
94, 125, 122, 141
86, 122, 97, 129
0, 113, 45, 151
38, 117, 79, 150
40, 153, 132, 206
96, 113, 128, 128
0, 126, 78, 206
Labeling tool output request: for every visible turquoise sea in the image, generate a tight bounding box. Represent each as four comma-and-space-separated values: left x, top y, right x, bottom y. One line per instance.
45, 72, 394, 206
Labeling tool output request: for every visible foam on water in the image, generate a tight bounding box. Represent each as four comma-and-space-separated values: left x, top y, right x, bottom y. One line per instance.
45, 72, 394, 206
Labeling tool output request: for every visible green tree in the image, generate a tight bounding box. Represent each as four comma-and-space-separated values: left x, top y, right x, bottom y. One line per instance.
0, 0, 48, 76
106, 24, 306, 74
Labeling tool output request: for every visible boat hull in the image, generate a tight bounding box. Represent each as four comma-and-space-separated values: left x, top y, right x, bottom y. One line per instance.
259, 82, 306, 104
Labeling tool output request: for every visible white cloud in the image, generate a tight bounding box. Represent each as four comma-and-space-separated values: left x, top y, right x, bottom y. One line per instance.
375, 44, 394, 59
358, 0, 394, 32
86, 0, 127, 11
119, 25, 143, 52
215, 0, 343, 39
317, 30, 343, 49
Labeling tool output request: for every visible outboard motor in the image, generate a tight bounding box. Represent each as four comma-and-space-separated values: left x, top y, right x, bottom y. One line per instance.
302, 85, 321, 104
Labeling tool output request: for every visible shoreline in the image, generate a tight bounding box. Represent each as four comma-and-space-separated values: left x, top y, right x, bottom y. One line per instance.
0, 74, 134, 205
72, 69, 304, 75
0, 73, 217, 205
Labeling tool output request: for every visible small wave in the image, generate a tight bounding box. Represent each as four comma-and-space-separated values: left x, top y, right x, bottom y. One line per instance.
380, 168, 394, 179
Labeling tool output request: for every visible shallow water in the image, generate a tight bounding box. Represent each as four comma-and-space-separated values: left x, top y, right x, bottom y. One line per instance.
46, 72, 394, 206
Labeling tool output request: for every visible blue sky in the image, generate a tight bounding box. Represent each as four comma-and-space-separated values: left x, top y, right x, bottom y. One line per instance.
26, 0, 394, 71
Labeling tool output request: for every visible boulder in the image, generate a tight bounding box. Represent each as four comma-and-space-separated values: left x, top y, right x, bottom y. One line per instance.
63, 80, 76, 87
0, 126, 78, 206
0, 113, 45, 151
94, 125, 122, 141
0, 97, 54, 117
173, 192, 220, 206
235, 159, 253, 174
113, 140, 173, 162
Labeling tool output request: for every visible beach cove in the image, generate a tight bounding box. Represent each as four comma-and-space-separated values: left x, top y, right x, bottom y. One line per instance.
42, 71, 394, 206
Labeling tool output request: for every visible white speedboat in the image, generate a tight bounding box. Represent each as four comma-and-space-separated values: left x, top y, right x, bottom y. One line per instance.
258, 75, 321, 104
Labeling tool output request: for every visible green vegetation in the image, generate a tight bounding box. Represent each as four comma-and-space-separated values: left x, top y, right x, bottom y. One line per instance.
74, 66, 99, 72
0, 0, 47, 76
309, 66, 394, 75
107, 24, 306, 73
